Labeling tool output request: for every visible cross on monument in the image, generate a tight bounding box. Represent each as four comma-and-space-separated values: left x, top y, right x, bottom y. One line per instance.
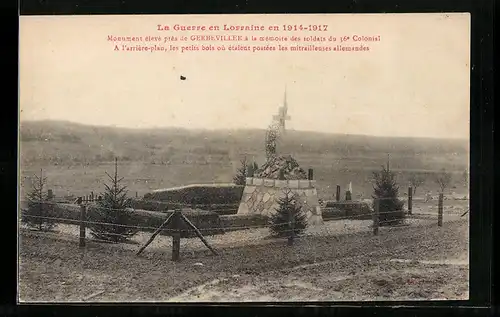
273, 86, 291, 132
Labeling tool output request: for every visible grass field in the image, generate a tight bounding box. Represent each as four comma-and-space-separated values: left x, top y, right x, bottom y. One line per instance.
18, 216, 468, 302
19, 120, 469, 199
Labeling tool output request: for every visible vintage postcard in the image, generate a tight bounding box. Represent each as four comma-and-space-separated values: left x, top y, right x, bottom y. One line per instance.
18, 13, 470, 302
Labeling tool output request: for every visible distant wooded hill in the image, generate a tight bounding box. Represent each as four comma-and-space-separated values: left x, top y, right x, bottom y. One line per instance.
19, 120, 468, 171
19, 120, 469, 198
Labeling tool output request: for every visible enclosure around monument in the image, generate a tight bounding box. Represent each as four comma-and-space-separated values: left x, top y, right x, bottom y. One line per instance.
237, 177, 323, 225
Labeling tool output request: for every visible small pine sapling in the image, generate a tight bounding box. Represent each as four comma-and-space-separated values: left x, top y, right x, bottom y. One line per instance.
269, 188, 308, 238
87, 158, 137, 243
21, 169, 56, 231
372, 161, 405, 226
233, 157, 248, 185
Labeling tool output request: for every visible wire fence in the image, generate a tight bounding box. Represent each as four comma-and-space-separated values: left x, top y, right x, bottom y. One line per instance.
20, 208, 409, 233
18, 191, 469, 261
20, 213, 292, 233
19, 194, 468, 232
19, 214, 467, 263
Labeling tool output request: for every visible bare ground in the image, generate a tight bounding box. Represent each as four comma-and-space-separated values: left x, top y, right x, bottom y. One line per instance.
32, 203, 467, 254
168, 261, 468, 302
47, 216, 444, 253
18, 215, 468, 302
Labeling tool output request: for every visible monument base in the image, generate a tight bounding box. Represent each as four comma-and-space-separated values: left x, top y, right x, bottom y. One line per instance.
237, 177, 323, 225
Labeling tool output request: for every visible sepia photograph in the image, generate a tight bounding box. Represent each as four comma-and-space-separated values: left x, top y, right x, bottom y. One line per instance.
18, 13, 470, 302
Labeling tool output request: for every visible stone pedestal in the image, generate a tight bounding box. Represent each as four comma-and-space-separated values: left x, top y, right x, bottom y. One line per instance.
237, 177, 323, 225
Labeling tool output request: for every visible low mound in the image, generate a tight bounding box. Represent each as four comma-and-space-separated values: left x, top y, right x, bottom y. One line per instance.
133, 208, 225, 238
44, 203, 225, 237
323, 201, 373, 220
143, 183, 244, 206
27, 203, 275, 237
130, 198, 239, 215
254, 155, 307, 180
220, 214, 269, 232
129, 199, 177, 212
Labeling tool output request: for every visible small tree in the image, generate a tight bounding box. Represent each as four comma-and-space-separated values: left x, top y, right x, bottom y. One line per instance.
88, 158, 137, 243
372, 164, 405, 226
435, 168, 452, 193
233, 157, 248, 185
21, 169, 56, 231
269, 188, 308, 237
408, 173, 426, 195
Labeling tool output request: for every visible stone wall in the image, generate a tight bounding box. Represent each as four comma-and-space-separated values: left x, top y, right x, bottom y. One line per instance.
237, 177, 323, 225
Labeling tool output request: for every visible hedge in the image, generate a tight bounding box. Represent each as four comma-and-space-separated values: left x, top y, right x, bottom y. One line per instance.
143, 183, 244, 205
323, 201, 373, 220
184, 203, 239, 215
144, 209, 225, 238
26, 203, 269, 238
129, 199, 180, 212
129, 198, 239, 215
220, 214, 270, 232
41, 203, 225, 238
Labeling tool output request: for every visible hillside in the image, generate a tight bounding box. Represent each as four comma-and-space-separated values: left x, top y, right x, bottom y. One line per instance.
19, 120, 469, 199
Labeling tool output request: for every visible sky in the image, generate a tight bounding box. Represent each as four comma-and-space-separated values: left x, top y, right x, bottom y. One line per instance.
19, 13, 470, 139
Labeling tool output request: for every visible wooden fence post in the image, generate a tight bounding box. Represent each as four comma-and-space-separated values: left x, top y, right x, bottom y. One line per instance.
47, 189, 53, 201
408, 186, 413, 215
278, 170, 285, 180
373, 199, 379, 236
345, 190, 352, 201
438, 193, 443, 227
288, 207, 295, 246
336, 185, 340, 202
308, 168, 313, 180
179, 213, 218, 256
172, 210, 181, 261
247, 164, 255, 177
136, 211, 176, 256
79, 204, 86, 248
91, 191, 94, 202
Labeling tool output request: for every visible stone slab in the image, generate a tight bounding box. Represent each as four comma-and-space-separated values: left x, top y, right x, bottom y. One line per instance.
275, 180, 288, 188
299, 180, 311, 189
243, 186, 256, 194
253, 178, 264, 186
237, 203, 250, 215
287, 180, 299, 189
263, 192, 271, 203
263, 179, 275, 187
